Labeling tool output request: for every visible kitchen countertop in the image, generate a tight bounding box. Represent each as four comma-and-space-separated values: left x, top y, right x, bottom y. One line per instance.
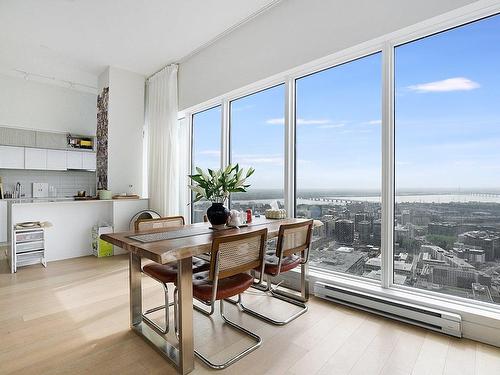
3, 197, 148, 205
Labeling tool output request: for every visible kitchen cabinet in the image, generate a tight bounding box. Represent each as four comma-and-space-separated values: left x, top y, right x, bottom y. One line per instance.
66, 151, 83, 169
46, 150, 67, 171
82, 152, 96, 171
0, 201, 7, 243
67, 151, 96, 171
0, 145, 94, 171
0, 146, 25, 169
25, 148, 47, 170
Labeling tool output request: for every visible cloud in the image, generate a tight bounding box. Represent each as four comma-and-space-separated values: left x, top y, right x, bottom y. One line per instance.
407, 77, 480, 93
364, 120, 381, 125
297, 118, 330, 125
266, 118, 331, 126
266, 118, 285, 125
317, 123, 345, 129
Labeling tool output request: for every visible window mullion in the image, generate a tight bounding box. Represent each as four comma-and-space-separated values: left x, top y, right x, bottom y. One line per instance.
285, 77, 296, 218
381, 42, 395, 289
221, 99, 230, 170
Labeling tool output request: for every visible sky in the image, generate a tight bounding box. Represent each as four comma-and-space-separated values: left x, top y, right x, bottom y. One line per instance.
193, 14, 500, 193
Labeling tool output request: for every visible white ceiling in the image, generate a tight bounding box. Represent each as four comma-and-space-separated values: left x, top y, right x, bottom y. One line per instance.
0, 0, 279, 89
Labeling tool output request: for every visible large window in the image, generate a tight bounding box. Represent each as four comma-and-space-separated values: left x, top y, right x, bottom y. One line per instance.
295, 53, 382, 280
395, 15, 500, 305
230, 84, 285, 214
188, 9, 500, 310
191, 106, 221, 223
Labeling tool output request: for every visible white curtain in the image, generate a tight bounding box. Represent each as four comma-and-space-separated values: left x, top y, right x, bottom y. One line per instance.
145, 64, 185, 216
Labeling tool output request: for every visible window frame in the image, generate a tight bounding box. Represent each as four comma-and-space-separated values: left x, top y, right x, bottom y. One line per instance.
293, 50, 384, 284
185, 2, 500, 315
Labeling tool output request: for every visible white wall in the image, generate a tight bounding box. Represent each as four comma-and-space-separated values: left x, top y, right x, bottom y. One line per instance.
178, 0, 477, 110
107, 67, 145, 196
0, 73, 97, 135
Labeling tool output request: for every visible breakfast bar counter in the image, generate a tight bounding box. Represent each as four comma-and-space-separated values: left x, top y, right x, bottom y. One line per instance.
6, 198, 148, 269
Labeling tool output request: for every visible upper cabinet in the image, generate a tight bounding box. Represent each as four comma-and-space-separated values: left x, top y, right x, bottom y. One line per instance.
46, 150, 67, 171
82, 152, 96, 171
66, 151, 96, 171
0, 145, 95, 171
0, 146, 25, 169
25, 148, 47, 170
66, 151, 83, 170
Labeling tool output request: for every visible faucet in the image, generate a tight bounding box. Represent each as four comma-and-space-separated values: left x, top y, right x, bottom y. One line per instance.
15, 182, 21, 199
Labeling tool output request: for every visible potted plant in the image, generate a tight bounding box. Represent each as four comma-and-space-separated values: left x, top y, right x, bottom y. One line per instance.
189, 164, 255, 229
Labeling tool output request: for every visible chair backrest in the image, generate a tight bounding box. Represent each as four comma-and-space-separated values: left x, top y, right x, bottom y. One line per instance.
209, 228, 268, 280
135, 216, 185, 231
276, 220, 314, 259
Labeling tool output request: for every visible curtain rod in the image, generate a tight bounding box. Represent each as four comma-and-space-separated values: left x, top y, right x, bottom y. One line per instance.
147, 63, 179, 81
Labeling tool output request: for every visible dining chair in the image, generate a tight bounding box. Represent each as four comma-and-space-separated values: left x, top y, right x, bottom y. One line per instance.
137, 216, 209, 336
135, 215, 185, 230
234, 220, 314, 326
175, 228, 268, 370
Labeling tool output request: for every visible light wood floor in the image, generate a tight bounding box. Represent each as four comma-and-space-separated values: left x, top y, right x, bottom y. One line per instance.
1, 256, 499, 375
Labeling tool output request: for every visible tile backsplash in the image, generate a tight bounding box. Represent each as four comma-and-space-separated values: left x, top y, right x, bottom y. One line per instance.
0, 169, 96, 198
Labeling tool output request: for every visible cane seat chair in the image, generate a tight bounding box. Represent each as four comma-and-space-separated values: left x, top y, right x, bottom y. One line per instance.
236, 220, 314, 326
137, 216, 209, 336
178, 228, 267, 370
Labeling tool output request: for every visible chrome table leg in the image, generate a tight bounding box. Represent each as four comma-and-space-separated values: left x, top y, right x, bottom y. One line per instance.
130, 252, 142, 326
129, 253, 195, 374
177, 256, 195, 374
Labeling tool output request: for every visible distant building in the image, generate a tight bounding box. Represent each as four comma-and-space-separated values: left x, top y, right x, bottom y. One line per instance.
401, 210, 411, 225
460, 231, 500, 261
335, 219, 354, 245
358, 220, 371, 244
419, 245, 491, 289
354, 212, 369, 231
453, 243, 486, 264
412, 211, 431, 226
364, 255, 413, 276
395, 225, 410, 243
428, 222, 459, 237
321, 215, 336, 238
372, 220, 381, 245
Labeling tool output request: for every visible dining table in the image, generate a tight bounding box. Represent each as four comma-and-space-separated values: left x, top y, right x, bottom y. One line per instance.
101, 216, 311, 374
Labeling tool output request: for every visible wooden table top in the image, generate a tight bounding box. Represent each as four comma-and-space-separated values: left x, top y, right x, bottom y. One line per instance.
101, 217, 310, 264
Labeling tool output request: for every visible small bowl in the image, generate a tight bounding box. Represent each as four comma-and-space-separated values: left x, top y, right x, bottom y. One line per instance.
98, 190, 113, 200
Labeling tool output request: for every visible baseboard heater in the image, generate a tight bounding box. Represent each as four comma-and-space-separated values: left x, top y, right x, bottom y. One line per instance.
314, 282, 462, 337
